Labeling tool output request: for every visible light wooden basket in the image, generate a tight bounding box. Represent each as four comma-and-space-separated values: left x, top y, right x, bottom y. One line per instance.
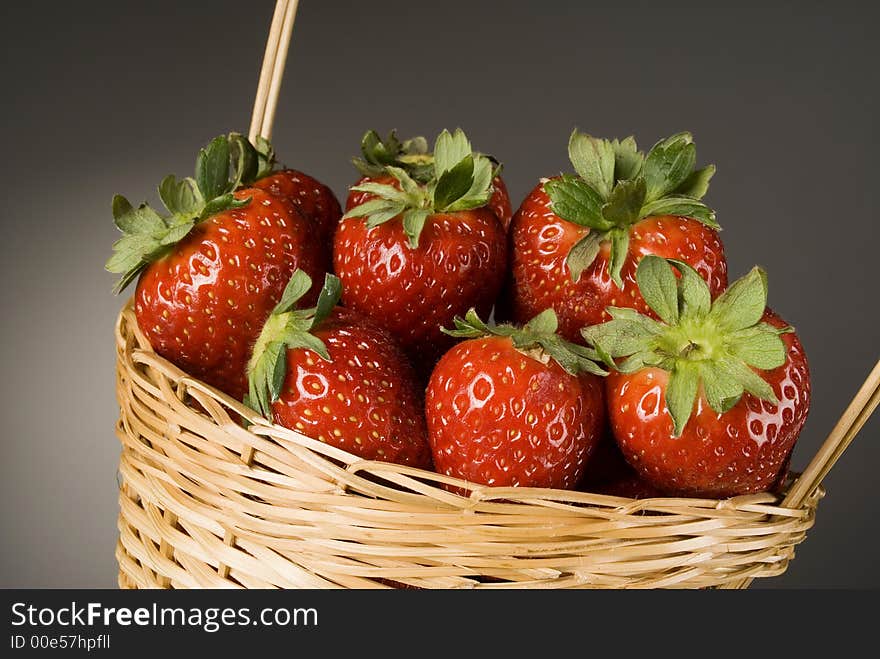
113, 1, 880, 589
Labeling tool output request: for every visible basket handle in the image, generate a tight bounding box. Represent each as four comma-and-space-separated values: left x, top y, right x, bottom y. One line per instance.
248, 0, 299, 143
783, 358, 880, 508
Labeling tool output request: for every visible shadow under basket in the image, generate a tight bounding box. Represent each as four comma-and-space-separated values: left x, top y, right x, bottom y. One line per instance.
115, 301, 826, 589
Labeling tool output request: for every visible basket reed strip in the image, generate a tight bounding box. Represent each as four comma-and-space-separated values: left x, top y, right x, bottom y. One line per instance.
248, 0, 297, 142
259, 0, 299, 141
784, 359, 880, 508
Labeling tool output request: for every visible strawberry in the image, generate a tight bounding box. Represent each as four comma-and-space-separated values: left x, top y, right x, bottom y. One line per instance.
348, 129, 512, 229
426, 308, 606, 489
106, 135, 326, 401
247, 270, 431, 468
233, 134, 342, 252
582, 256, 811, 498
507, 131, 727, 342
578, 432, 665, 499
334, 129, 508, 373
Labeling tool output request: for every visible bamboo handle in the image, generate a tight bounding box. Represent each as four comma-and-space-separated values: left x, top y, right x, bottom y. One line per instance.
248, 0, 299, 143
783, 359, 880, 508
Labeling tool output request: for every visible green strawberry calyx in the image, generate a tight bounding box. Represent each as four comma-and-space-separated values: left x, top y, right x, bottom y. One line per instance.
443, 308, 607, 377
581, 256, 791, 437
105, 133, 274, 294
544, 131, 719, 287
352, 129, 433, 182
341, 128, 500, 248
246, 270, 342, 418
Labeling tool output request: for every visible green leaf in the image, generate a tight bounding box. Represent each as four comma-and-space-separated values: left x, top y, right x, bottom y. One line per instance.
342, 197, 405, 226
544, 175, 612, 231
565, 232, 602, 283
665, 363, 699, 437
643, 133, 696, 204
159, 175, 202, 216
112, 195, 134, 223
349, 181, 411, 203
640, 196, 719, 228
106, 234, 156, 273
612, 137, 644, 181
442, 308, 491, 338
200, 192, 250, 219
636, 255, 679, 324
402, 208, 431, 248
525, 309, 558, 335
568, 130, 615, 199
195, 135, 232, 201
251, 339, 285, 417
402, 135, 429, 155
158, 220, 195, 246
112, 264, 147, 295
273, 270, 314, 314
727, 327, 787, 371
446, 155, 493, 211
699, 362, 744, 414
602, 178, 646, 226
253, 135, 275, 179
676, 164, 715, 200
433, 154, 475, 210
717, 356, 778, 404
608, 228, 631, 289
227, 133, 260, 187
284, 332, 331, 362
667, 259, 711, 319
581, 315, 661, 358
387, 166, 423, 199
311, 274, 342, 329
434, 128, 472, 178
113, 202, 165, 235
366, 203, 406, 228
268, 342, 288, 403
709, 266, 768, 332
360, 129, 388, 165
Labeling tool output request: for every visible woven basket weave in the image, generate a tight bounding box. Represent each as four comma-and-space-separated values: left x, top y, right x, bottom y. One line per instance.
114, 301, 826, 589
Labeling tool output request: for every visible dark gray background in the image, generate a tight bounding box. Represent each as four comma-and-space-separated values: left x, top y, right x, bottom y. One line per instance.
1, 0, 877, 588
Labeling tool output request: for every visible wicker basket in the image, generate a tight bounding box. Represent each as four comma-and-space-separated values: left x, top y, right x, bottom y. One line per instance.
112, 1, 878, 589
115, 303, 837, 589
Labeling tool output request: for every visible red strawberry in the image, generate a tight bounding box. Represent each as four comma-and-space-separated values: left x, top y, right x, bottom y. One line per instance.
508, 132, 727, 342
247, 271, 431, 468
583, 256, 811, 498
348, 129, 512, 229
107, 135, 326, 400
254, 169, 341, 249
226, 133, 341, 259
426, 308, 606, 489
334, 129, 508, 373
578, 432, 666, 499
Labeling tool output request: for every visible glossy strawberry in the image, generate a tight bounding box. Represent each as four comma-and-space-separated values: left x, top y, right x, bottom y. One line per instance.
348, 129, 512, 228
426, 308, 606, 489
508, 132, 727, 342
583, 256, 810, 498
247, 271, 431, 468
225, 133, 341, 260
107, 135, 326, 400
578, 432, 665, 499
254, 169, 341, 250
335, 129, 508, 373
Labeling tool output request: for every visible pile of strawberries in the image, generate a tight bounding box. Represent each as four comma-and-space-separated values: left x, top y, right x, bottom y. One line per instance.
107, 128, 810, 499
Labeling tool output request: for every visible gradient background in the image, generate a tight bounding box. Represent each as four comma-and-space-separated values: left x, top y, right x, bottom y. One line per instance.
1, 0, 877, 588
